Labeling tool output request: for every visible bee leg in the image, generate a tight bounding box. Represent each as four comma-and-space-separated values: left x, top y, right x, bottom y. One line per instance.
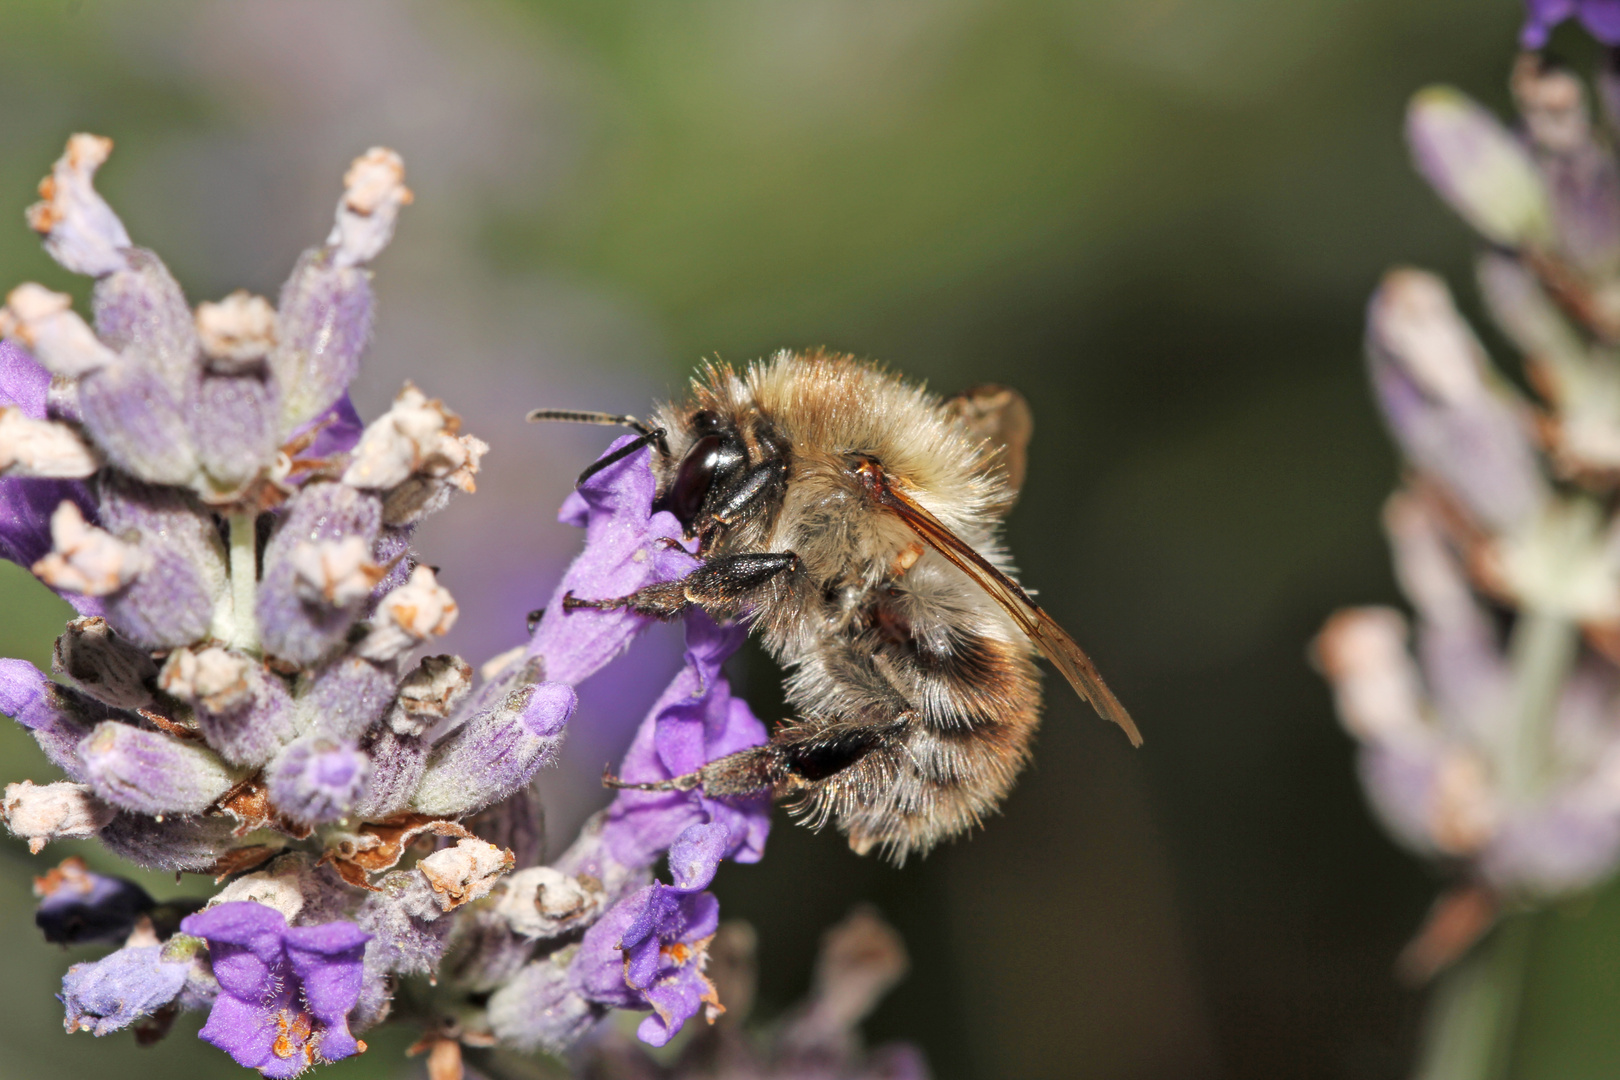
563, 552, 798, 620
603, 722, 888, 797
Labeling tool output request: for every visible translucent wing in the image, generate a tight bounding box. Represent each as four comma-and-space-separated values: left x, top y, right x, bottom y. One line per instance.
942, 384, 1033, 510
856, 459, 1142, 746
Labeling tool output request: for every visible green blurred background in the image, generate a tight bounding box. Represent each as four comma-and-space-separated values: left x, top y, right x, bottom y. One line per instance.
4, 1, 1615, 1078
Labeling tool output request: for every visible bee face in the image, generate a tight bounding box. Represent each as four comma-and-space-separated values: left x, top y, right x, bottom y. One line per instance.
656, 410, 748, 531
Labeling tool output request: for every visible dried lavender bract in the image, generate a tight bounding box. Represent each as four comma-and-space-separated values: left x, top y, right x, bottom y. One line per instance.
0, 135, 928, 1078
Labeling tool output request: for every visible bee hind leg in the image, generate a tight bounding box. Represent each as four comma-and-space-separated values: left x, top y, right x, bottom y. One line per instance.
563, 552, 798, 620
604, 744, 783, 797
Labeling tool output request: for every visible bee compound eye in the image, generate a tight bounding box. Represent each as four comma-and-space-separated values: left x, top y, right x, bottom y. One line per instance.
669, 433, 725, 525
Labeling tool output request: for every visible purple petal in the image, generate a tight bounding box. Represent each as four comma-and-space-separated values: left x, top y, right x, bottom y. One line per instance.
195, 987, 283, 1074
528, 438, 697, 686
295, 393, 363, 463
284, 921, 370, 1063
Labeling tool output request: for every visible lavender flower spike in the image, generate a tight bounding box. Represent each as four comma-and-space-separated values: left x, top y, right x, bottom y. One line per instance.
181, 903, 370, 1078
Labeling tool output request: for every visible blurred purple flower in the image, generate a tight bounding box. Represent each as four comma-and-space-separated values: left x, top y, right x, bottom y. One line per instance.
1522, 0, 1620, 47
33, 856, 153, 945
180, 902, 370, 1078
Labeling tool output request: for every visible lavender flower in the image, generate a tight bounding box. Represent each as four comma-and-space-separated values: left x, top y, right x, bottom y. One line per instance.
181, 903, 369, 1077
0, 131, 926, 1080
1324, 28, 1620, 1080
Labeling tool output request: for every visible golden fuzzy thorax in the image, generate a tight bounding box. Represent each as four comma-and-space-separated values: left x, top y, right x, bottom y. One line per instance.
651, 351, 1043, 862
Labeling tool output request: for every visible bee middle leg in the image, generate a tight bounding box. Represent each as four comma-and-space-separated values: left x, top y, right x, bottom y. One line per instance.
605, 720, 890, 797
563, 551, 798, 620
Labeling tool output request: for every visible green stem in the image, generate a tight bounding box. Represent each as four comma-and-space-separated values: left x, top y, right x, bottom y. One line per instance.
1499, 607, 1579, 801
227, 511, 259, 654
1413, 916, 1536, 1080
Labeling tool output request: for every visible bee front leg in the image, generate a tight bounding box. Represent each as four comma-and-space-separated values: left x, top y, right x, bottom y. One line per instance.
563, 551, 799, 621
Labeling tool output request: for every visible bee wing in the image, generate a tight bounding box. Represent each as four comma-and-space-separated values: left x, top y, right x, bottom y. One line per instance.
870, 468, 1142, 747
942, 384, 1033, 508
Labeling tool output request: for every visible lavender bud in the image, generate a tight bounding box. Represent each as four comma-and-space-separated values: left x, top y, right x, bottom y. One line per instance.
439, 908, 535, 992
486, 956, 596, 1054
90, 246, 199, 393
95, 480, 226, 649
497, 866, 604, 940
417, 838, 514, 911
466, 783, 545, 870
97, 810, 239, 872
78, 361, 198, 486
1407, 86, 1553, 247
356, 565, 458, 662
411, 679, 575, 818
0, 405, 98, 478
266, 736, 370, 824
290, 535, 385, 607
0, 283, 118, 376
350, 726, 427, 821
341, 385, 488, 527
257, 481, 382, 664
298, 654, 398, 742
26, 134, 131, 278
0, 658, 107, 780
159, 647, 296, 768
190, 370, 280, 494
207, 857, 311, 924
269, 249, 373, 436
326, 148, 413, 268
53, 616, 156, 710
1512, 56, 1620, 275
3, 780, 114, 853
31, 501, 149, 597
1368, 270, 1547, 535
78, 722, 239, 815
391, 654, 472, 736
194, 292, 275, 373
61, 946, 188, 1037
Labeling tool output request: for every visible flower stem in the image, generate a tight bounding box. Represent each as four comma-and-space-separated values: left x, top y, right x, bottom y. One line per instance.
1500, 607, 1579, 801
1413, 915, 1535, 1080
227, 511, 260, 655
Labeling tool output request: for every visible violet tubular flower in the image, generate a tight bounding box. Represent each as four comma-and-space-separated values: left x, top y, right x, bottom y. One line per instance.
181, 903, 369, 1077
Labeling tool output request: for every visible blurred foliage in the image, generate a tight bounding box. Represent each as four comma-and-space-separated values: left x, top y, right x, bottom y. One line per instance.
0, 1, 1608, 1079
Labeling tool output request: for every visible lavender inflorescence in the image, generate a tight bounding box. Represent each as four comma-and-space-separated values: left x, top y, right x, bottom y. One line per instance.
1318, 5, 1620, 967
0, 135, 924, 1079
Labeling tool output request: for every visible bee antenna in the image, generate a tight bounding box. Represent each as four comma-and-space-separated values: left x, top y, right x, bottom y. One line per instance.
527, 408, 671, 458
571, 426, 668, 488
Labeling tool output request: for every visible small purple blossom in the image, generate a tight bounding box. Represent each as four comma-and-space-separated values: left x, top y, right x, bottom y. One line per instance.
61, 945, 189, 1037
181, 903, 370, 1078
527, 435, 698, 686
601, 613, 771, 869
1521, 0, 1620, 47
573, 821, 730, 1047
